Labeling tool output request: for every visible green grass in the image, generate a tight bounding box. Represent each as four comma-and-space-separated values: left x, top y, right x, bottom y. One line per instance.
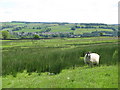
50, 25, 73, 32
2, 37, 118, 76
74, 28, 113, 35
2, 37, 118, 48
2, 65, 118, 88
14, 28, 43, 32
2, 37, 118, 88
0, 76, 1, 89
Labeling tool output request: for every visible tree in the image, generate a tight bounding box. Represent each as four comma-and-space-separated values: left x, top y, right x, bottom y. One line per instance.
21, 36, 27, 39
37, 27, 41, 29
33, 34, 39, 39
32, 27, 35, 29
2, 31, 9, 39
99, 32, 103, 36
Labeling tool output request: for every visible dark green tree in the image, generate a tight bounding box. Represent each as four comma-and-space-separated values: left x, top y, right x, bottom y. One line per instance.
99, 32, 103, 36
33, 34, 39, 39
32, 27, 35, 29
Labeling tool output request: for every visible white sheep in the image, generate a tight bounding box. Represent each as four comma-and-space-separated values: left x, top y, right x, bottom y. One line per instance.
84, 52, 100, 67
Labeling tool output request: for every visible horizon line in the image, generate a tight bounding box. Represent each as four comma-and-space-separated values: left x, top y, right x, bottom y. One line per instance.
0, 21, 118, 25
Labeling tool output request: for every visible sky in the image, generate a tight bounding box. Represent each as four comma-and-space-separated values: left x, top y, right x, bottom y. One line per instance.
0, 0, 119, 24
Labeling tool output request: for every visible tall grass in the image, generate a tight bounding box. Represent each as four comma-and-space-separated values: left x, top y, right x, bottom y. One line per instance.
2, 41, 118, 76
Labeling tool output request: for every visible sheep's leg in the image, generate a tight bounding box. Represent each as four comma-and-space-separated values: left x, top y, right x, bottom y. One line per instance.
90, 64, 93, 68
97, 64, 100, 67
89, 63, 93, 68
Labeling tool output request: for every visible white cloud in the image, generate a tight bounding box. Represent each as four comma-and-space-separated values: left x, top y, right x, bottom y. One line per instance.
0, 0, 119, 24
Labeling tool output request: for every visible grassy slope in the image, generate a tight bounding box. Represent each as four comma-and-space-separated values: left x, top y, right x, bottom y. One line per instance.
2, 65, 118, 88
50, 25, 74, 32
74, 28, 113, 35
14, 28, 43, 32
2, 23, 114, 34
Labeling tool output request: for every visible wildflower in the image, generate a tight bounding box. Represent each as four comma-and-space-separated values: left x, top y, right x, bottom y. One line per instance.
67, 77, 70, 80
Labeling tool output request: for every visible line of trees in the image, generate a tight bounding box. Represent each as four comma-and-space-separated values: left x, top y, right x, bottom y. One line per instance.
71, 25, 117, 30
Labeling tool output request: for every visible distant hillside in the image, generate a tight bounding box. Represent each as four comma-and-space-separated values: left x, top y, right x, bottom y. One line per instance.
0, 21, 118, 39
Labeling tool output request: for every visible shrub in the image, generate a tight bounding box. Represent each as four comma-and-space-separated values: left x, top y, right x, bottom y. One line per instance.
33, 35, 39, 39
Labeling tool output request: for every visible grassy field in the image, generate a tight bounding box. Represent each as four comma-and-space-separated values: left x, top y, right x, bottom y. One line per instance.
2, 37, 118, 48
2, 65, 118, 88
2, 37, 118, 88
50, 25, 74, 32
74, 28, 113, 35
14, 28, 43, 32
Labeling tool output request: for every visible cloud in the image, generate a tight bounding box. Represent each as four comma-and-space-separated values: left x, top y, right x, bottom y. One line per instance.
0, 0, 119, 24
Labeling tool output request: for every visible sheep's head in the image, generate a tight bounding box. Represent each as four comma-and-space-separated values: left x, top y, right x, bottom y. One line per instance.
86, 52, 91, 59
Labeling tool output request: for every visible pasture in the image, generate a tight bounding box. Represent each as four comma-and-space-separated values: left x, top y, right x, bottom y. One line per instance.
2, 37, 118, 88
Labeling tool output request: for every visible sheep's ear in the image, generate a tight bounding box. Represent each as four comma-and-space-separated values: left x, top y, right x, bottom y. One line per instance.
86, 51, 90, 54
86, 51, 89, 53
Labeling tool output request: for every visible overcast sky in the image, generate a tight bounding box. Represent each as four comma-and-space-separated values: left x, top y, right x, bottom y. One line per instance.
0, 0, 119, 24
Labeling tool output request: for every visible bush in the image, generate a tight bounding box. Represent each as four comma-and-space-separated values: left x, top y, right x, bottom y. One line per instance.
33, 35, 39, 39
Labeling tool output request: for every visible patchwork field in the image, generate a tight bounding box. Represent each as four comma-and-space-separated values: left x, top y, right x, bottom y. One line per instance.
1, 22, 118, 39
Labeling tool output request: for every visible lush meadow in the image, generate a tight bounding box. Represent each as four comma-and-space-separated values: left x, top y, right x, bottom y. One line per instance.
2, 37, 118, 88
2, 65, 118, 88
